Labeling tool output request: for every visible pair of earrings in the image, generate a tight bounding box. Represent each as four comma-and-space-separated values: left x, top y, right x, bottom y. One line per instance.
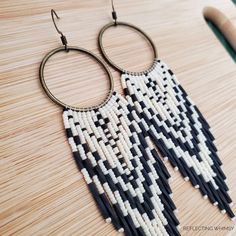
39, 3, 234, 236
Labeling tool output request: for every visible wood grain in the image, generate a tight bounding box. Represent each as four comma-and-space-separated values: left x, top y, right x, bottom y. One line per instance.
1, 0, 236, 235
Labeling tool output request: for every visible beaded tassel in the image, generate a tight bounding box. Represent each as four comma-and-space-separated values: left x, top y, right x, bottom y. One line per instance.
63, 92, 180, 236
121, 59, 235, 220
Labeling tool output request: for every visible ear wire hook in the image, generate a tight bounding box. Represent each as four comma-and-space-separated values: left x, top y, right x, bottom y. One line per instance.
51, 9, 69, 52
111, 0, 118, 25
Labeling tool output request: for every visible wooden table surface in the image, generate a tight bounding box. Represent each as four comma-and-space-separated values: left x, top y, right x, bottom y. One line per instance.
1, 0, 236, 235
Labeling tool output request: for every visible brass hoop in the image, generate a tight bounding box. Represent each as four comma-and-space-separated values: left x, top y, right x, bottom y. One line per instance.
39, 46, 114, 111
98, 21, 158, 75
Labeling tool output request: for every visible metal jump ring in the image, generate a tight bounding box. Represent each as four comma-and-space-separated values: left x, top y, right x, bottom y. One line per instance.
39, 46, 114, 111
98, 21, 158, 75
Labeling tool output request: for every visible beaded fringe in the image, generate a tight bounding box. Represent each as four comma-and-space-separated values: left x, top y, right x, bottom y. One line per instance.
63, 92, 180, 236
121, 59, 235, 220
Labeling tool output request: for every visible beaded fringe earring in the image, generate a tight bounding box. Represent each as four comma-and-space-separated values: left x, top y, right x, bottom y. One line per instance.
63, 93, 181, 236
121, 59, 234, 220
39, 10, 181, 236
98, 1, 234, 221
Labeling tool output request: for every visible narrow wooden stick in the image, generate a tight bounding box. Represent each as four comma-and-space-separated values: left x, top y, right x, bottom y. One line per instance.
203, 6, 236, 51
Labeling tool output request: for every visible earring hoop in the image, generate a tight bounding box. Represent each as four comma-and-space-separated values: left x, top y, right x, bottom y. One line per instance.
39, 46, 114, 111
98, 21, 158, 75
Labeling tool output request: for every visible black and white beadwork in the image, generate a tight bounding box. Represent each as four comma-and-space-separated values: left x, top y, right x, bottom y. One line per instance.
121, 59, 235, 220
63, 92, 180, 236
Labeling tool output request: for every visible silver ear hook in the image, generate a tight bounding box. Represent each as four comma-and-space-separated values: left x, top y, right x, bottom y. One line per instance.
51, 9, 69, 52
111, 0, 118, 25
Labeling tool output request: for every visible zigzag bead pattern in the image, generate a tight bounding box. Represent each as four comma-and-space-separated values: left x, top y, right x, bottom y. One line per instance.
121, 59, 235, 220
63, 92, 180, 236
